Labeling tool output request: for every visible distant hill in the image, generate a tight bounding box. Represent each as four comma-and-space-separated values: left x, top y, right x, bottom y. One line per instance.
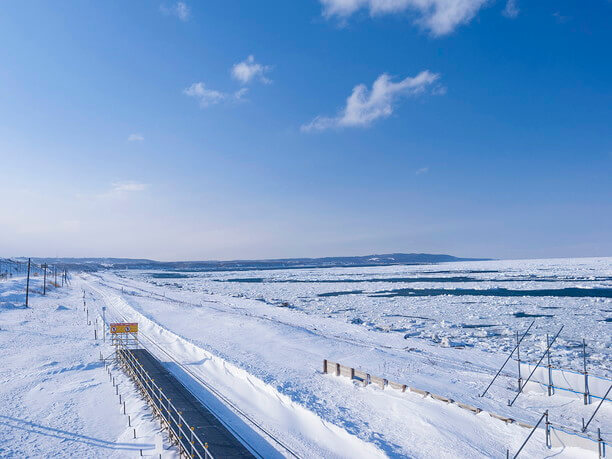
13, 253, 490, 272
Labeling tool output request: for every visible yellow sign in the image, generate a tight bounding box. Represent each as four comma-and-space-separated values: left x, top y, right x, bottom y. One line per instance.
109, 322, 138, 334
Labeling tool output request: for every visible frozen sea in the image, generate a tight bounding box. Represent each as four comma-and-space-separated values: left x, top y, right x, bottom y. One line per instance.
124, 257, 612, 377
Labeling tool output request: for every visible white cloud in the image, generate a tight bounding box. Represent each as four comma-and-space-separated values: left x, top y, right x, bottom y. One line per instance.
416, 167, 429, 175
183, 82, 226, 107
127, 133, 144, 142
319, 0, 488, 36
502, 0, 519, 18
233, 87, 249, 101
111, 181, 148, 193
183, 82, 248, 107
231, 55, 271, 84
160, 2, 190, 21
96, 181, 149, 199
301, 70, 440, 131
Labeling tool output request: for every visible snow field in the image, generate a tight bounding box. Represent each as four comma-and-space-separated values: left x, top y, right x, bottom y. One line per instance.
0, 276, 177, 458
85, 280, 387, 458
78, 260, 610, 458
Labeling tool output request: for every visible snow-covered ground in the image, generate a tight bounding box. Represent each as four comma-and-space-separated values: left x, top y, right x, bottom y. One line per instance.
0, 276, 177, 458
82, 257, 610, 457
1, 257, 609, 458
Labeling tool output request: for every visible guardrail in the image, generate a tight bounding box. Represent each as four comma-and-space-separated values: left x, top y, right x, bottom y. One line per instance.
115, 342, 214, 459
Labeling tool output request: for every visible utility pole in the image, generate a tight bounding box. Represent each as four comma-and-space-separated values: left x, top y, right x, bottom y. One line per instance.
25, 258, 31, 307
42, 264, 47, 295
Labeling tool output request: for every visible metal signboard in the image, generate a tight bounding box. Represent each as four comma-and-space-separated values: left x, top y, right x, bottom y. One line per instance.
109, 322, 138, 334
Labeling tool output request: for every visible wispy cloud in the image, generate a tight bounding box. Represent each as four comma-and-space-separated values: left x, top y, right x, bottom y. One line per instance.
553, 11, 570, 24
183, 82, 248, 108
127, 133, 144, 142
111, 181, 148, 193
502, 0, 519, 18
416, 167, 429, 175
302, 71, 441, 132
96, 181, 149, 199
231, 55, 271, 84
160, 1, 190, 21
319, 0, 488, 36
183, 82, 226, 107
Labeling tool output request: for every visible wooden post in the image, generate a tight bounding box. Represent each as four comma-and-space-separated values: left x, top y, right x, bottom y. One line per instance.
335, 363, 340, 376
323, 359, 328, 374
43, 264, 47, 295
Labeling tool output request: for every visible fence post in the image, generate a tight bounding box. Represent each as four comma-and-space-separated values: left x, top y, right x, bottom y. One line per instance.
546, 334, 553, 396
516, 330, 522, 392
583, 339, 590, 405
546, 333, 555, 396
545, 410, 550, 448
323, 359, 328, 374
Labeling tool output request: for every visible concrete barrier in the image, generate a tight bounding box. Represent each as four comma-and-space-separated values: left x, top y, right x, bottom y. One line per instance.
430, 393, 454, 404
455, 401, 481, 414
409, 387, 429, 397
488, 412, 515, 424
353, 369, 369, 386
389, 381, 407, 392
370, 375, 388, 389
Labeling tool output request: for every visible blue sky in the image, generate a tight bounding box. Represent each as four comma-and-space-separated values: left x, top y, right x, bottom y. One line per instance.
0, 0, 610, 261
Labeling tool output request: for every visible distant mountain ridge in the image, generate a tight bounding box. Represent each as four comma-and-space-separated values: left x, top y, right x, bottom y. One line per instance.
18, 253, 490, 272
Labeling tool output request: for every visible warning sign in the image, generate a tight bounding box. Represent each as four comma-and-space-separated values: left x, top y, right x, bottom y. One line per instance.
109, 322, 138, 334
